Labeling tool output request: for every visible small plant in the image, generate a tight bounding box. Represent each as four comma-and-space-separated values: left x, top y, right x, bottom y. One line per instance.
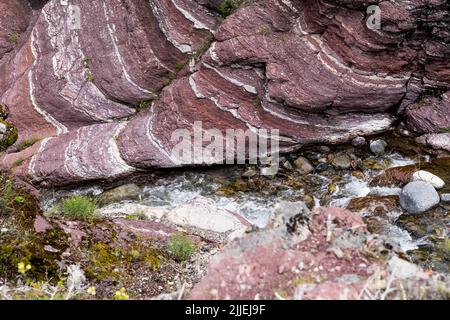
136, 100, 150, 111
60, 196, 98, 222
175, 59, 189, 72
218, 0, 243, 18
167, 233, 196, 263
12, 157, 26, 168
8, 32, 18, 44
14, 196, 26, 204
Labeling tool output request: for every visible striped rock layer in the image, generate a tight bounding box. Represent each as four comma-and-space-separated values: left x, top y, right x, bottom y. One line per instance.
0, 0, 449, 186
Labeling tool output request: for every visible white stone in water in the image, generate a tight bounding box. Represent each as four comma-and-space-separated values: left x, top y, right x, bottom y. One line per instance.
166, 196, 249, 237
412, 170, 445, 189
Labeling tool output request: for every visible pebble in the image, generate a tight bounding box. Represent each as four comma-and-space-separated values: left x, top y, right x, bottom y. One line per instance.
293, 156, 314, 174
412, 170, 445, 189
332, 154, 351, 170
316, 163, 330, 172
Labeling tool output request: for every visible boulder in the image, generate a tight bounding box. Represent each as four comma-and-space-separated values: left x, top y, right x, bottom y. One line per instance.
399, 181, 440, 214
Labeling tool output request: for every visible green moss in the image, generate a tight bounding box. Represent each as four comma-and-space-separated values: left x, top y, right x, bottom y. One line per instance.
0, 119, 18, 152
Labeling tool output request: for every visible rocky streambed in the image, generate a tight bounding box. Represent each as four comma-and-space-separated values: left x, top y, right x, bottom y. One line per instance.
0, 130, 437, 300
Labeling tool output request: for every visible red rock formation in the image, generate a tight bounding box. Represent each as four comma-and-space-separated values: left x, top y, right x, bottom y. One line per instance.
0, 0, 448, 186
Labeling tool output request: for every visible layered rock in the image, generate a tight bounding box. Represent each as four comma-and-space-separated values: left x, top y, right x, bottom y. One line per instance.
0, 0, 449, 186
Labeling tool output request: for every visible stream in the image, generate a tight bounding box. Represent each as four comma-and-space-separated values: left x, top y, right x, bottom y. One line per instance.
40, 138, 450, 273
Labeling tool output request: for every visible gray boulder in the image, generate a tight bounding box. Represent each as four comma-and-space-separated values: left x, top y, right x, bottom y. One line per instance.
399, 181, 440, 214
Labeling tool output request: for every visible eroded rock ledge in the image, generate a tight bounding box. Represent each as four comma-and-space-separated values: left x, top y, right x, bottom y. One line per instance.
0, 0, 448, 186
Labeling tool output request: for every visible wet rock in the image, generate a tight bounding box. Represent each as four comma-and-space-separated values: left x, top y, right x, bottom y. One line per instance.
98, 183, 141, 206
370, 165, 416, 187
347, 195, 400, 218
316, 163, 330, 172
352, 137, 367, 148
399, 181, 440, 214
293, 157, 314, 175
441, 193, 450, 202
412, 170, 445, 189
370, 140, 388, 156
332, 154, 351, 170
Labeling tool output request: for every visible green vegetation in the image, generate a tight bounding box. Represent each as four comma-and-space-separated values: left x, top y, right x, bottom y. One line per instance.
440, 127, 450, 133
218, 0, 243, 18
167, 233, 196, 263
60, 196, 98, 222
136, 100, 150, 111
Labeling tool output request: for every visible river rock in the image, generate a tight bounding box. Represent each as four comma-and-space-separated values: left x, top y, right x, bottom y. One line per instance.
352, 137, 367, 148
332, 154, 351, 170
412, 170, 445, 189
294, 157, 314, 174
370, 140, 388, 156
98, 183, 141, 206
399, 181, 440, 214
